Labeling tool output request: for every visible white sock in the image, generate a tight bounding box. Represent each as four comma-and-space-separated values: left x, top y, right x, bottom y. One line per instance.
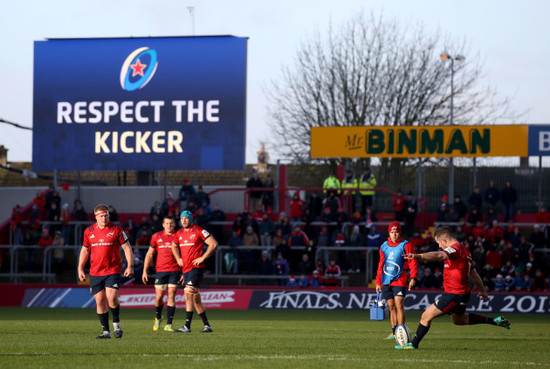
113, 322, 121, 330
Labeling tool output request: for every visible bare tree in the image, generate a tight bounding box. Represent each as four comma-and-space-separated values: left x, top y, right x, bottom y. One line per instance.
266, 13, 518, 172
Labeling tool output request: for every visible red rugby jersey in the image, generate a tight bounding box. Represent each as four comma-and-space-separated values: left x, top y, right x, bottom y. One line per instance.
441, 242, 473, 295
83, 222, 128, 276
174, 225, 210, 273
150, 231, 180, 272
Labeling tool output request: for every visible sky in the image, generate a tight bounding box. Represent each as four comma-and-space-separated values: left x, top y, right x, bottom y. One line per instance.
1, 0, 549, 166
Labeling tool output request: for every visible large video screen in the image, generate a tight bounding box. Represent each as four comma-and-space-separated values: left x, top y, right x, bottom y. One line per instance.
33, 36, 247, 171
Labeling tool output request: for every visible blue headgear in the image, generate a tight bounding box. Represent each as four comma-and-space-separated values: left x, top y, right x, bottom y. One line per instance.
180, 210, 193, 224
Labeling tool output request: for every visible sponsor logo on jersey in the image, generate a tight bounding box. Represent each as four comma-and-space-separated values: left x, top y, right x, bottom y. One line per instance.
90, 234, 95, 239
444, 246, 457, 254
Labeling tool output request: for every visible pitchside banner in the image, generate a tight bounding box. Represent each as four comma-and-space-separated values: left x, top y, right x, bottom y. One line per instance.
32, 36, 247, 171
310, 125, 550, 158
249, 290, 550, 313
9, 286, 550, 314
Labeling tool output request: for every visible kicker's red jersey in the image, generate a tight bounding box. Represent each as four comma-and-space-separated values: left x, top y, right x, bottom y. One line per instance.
83, 222, 129, 276
174, 225, 211, 273
150, 231, 180, 272
441, 242, 473, 295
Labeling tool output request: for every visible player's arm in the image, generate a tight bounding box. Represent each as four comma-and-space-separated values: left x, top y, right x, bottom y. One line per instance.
120, 241, 134, 277
405, 243, 418, 291
469, 267, 489, 301
405, 250, 448, 262
192, 236, 218, 266
171, 240, 183, 267
375, 249, 385, 293
142, 247, 156, 283
77, 246, 90, 281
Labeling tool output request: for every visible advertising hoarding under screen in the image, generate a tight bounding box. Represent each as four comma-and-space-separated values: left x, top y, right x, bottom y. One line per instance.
32, 36, 247, 171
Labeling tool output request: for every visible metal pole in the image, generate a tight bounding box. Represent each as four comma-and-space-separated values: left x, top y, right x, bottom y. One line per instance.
187, 7, 195, 35
473, 157, 478, 189
417, 161, 423, 199
448, 58, 455, 202
538, 156, 543, 207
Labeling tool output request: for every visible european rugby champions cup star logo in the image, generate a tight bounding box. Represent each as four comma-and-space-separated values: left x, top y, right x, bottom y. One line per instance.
119, 47, 158, 91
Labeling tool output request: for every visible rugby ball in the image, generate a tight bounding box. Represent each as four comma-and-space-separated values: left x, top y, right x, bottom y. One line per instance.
395, 324, 412, 347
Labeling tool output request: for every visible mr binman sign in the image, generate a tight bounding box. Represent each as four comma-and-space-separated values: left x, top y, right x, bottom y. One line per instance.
311, 125, 550, 158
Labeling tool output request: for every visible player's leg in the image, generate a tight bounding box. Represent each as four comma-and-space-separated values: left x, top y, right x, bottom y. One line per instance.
165, 286, 177, 326
153, 284, 166, 331
153, 272, 168, 330
401, 303, 444, 349
94, 289, 108, 314
192, 292, 212, 332
394, 294, 406, 325
397, 301, 447, 349
176, 270, 195, 332
447, 293, 509, 328
164, 271, 180, 331
381, 285, 396, 339
386, 298, 397, 338
177, 286, 196, 332
90, 276, 111, 338
94, 290, 110, 336
456, 313, 510, 329
185, 268, 212, 332
402, 293, 459, 349
105, 274, 123, 338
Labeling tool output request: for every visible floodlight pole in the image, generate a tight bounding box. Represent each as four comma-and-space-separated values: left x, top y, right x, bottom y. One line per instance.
187, 7, 195, 35
441, 53, 465, 203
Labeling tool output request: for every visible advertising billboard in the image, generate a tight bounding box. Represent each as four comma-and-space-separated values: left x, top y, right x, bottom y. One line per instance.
9, 286, 549, 314
33, 36, 247, 171
311, 125, 530, 158
528, 125, 550, 156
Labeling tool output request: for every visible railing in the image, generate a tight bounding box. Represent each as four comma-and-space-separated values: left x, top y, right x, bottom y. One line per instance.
0, 243, 378, 286
0, 245, 57, 283
2, 242, 546, 285
9, 220, 96, 246
211, 245, 379, 286
204, 274, 350, 287
434, 221, 550, 228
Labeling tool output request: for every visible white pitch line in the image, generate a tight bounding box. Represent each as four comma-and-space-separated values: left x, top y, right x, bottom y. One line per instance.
4, 353, 549, 366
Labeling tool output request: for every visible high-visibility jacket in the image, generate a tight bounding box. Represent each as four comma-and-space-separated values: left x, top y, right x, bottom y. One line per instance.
341, 177, 358, 195
359, 173, 377, 195
323, 176, 341, 194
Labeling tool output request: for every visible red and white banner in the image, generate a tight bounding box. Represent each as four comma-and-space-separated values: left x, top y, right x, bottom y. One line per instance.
118, 289, 252, 309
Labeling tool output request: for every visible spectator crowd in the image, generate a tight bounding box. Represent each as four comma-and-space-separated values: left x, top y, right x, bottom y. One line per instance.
4, 173, 550, 291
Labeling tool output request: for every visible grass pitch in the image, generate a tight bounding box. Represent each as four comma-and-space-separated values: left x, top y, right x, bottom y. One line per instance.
0, 308, 548, 369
